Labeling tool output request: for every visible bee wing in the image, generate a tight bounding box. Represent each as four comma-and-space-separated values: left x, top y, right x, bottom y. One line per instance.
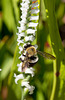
37, 50, 56, 60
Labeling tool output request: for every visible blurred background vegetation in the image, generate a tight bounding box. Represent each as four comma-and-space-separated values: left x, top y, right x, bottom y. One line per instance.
0, 0, 65, 100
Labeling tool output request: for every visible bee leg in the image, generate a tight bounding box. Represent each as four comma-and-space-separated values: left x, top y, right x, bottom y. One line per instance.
22, 66, 27, 72
22, 62, 29, 72
20, 58, 24, 62
26, 52, 28, 57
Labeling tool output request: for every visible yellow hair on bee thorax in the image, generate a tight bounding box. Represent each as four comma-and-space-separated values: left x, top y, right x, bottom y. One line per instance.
26, 46, 37, 57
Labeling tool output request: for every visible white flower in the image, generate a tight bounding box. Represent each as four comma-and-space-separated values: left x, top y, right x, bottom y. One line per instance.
22, 81, 29, 87
25, 35, 35, 42
31, 8, 40, 14
30, 16, 39, 20
25, 67, 35, 77
20, 4, 29, 9
18, 66, 21, 72
27, 29, 36, 36
17, 27, 25, 33
17, 39, 24, 46
22, 0, 30, 3
17, 62, 22, 67
19, 55, 25, 61
19, 21, 26, 27
16, 32, 25, 38
28, 22, 38, 28
0, 69, 2, 71
17, 62, 22, 72
22, 81, 35, 94
14, 73, 24, 84
29, 86, 35, 94
20, 12, 27, 18
19, 46, 23, 54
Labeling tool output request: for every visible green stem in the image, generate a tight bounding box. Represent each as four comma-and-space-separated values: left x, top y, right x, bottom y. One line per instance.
21, 87, 29, 100
21, 87, 24, 100
0, 73, 2, 92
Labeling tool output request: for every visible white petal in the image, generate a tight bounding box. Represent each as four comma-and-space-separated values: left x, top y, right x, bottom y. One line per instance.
20, 18, 27, 24
31, 9, 40, 14
14, 73, 16, 77
17, 39, 24, 46
19, 46, 23, 51
22, 81, 35, 94
0, 69, 2, 71
22, 81, 29, 87
25, 67, 35, 77
21, 11, 27, 16
23, 43, 27, 47
29, 86, 35, 94
27, 28, 36, 36
14, 73, 24, 84
17, 39, 24, 43
16, 33, 25, 38
19, 46, 23, 54
18, 66, 21, 72
19, 18, 27, 24
21, 0, 30, 3
17, 27, 25, 32
30, 16, 39, 20
20, 7, 28, 12
25, 35, 35, 42
27, 29, 36, 33
19, 55, 25, 61
28, 22, 38, 27
22, 0, 26, 1
17, 62, 22, 67
17, 63, 22, 72
27, 32, 35, 36
20, 3, 29, 8
19, 20, 26, 26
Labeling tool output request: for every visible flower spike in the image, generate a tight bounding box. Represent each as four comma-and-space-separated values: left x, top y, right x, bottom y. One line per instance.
14, 0, 40, 96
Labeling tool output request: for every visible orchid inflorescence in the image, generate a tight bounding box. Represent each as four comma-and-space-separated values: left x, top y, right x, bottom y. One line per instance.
14, 0, 39, 95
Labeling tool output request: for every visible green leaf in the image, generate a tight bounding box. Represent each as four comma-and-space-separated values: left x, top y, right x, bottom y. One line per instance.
44, 0, 65, 100
1, 55, 13, 80
36, 90, 45, 100
2, 0, 16, 33
12, 0, 19, 23
0, 12, 3, 32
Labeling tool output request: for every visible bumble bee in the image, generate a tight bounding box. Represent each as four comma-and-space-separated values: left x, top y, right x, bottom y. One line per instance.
20, 44, 56, 72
